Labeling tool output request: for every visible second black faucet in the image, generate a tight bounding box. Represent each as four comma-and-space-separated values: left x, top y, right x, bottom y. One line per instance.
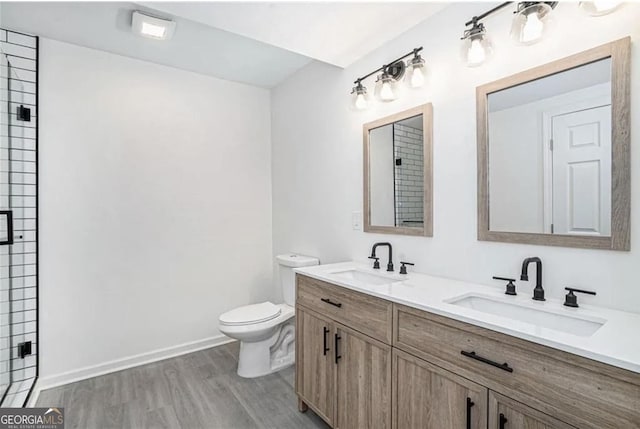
521, 257, 545, 301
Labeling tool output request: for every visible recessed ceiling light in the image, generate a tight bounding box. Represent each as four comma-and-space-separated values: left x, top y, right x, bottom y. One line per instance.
132, 11, 176, 41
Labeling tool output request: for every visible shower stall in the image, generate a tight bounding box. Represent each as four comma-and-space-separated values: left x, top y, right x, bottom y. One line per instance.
0, 28, 38, 407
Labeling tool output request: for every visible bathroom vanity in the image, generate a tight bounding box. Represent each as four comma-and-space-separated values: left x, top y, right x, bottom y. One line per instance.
294, 263, 640, 429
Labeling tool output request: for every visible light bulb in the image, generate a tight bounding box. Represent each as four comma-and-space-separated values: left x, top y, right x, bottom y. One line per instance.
350, 82, 370, 111
405, 53, 426, 89
380, 81, 394, 101
461, 20, 492, 67
522, 12, 544, 43
410, 67, 425, 88
467, 39, 486, 65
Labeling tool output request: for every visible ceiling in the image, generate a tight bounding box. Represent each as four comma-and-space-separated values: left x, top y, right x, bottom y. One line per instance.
141, 2, 447, 68
0, 2, 446, 88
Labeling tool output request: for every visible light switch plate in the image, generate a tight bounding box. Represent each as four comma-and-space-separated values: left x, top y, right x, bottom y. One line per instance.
352, 211, 362, 230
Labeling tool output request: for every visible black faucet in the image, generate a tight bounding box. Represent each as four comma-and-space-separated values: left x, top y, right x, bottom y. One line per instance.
370, 242, 394, 272
520, 257, 545, 301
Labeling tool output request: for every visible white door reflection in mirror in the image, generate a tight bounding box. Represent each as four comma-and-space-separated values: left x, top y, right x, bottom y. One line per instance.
488, 58, 612, 236
552, 106, 611, 235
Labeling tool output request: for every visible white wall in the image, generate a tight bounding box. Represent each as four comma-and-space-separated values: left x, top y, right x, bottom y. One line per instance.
40, 39, 273, 378
271, 3, 640, 313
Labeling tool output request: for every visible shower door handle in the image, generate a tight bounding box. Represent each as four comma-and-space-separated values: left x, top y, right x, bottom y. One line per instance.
0, 211, 13, 246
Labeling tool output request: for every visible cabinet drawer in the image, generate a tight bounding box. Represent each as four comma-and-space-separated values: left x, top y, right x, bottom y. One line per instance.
296, 274, 392, 344
393, 303, 640, 429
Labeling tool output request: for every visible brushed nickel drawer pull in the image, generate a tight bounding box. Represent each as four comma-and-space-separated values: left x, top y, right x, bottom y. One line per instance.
320, 298, 342, 308
461, 350, 513, 373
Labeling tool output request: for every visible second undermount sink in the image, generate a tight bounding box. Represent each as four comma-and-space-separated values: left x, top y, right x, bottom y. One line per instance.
329, 269, 398, 286
447, 294, 606, 337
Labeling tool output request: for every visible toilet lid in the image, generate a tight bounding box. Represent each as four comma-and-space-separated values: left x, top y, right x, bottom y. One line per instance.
219, 302, 282, 326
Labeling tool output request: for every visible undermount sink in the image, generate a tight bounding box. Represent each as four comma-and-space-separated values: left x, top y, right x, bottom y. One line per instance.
330, 269, 398, 286
447, 294, 606, 337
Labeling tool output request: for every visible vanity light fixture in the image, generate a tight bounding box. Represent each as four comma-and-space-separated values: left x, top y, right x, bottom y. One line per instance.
349, 47, 424, 110
405, 49, 426, 88
374, 71, 400, 102
459, 2, 510, 68
461, 1, 622, 68
461, 18, 493, 67
350, 80, 371, 111
132, 11, 176, 41
579, 0, 623, 16
511, 2, 558, 45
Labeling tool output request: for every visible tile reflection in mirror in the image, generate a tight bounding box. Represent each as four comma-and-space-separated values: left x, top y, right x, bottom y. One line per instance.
370, 115, 424, 228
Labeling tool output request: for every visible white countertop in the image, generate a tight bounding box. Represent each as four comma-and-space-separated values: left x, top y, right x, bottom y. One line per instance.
294, 261, 640, 374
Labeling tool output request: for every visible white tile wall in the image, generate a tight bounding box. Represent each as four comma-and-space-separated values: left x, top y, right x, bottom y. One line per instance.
0, 28, 38, 407
394, 123, 424, 227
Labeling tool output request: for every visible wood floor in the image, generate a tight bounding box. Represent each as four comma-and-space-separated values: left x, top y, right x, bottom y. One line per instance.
36, 341, 329, 429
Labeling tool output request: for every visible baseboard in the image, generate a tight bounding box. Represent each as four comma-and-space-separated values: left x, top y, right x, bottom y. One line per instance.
30, 334, 234, 405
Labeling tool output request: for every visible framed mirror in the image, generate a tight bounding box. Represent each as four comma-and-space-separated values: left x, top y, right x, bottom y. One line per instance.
364, 103, 433, 236
477, 38, 630, 250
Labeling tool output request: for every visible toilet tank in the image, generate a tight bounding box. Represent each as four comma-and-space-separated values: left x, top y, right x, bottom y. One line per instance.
277, 254, 319, 306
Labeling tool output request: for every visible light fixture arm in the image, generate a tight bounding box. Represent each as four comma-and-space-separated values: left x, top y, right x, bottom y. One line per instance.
464, 2, 513, 27
353, 47, 423, 85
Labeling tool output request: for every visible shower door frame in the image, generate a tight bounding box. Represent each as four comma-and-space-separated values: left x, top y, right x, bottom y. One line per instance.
0, 29, 39, 408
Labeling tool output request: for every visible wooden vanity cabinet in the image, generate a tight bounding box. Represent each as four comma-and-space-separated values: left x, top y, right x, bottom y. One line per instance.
295, 306, 335, 425
335, 324, 392, 429
393, 348, 487, 429
296, 275, 393, 429
295, 274, 640, 429
392, 303, 640, 429
488, 392, 576, 429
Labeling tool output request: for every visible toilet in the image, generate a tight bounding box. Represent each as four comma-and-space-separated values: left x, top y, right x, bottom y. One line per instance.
219, 253, 319, 378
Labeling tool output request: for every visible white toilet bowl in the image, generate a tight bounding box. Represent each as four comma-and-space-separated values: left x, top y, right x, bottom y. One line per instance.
219, 302, 295, 378
218, 253, 319, 378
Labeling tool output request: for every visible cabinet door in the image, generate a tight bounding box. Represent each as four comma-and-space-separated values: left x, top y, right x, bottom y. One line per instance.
489, 391, 577, 429
295, 306, 335, 425
335, 324, 392, 429
393, 349, 487, 429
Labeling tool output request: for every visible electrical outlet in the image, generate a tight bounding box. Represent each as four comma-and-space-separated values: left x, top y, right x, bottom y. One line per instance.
352, 211, 362, 230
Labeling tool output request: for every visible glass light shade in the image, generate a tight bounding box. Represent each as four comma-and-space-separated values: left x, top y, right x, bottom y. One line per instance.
461, 34, 493, 67
350, 83, 371, 111
404, 56, 426, 89
511, 3, 553, 45
374, 73, 399, 102
579, 1, 622, 16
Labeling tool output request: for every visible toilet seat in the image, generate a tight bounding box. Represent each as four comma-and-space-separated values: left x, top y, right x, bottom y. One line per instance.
220, 302, 282, 326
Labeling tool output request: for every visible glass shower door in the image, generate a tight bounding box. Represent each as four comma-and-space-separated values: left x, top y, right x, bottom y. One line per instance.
0, 51, 12, 403
0, 52, 28, 405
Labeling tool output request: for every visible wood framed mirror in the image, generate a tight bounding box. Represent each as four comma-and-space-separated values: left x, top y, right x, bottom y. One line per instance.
477, 38, 630, 250
364, 103, 433, 236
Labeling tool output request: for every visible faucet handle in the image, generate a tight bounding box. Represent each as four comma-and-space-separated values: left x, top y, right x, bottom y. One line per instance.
368, 256, 380, 269
564, 287, 596, 308
493, 276, 517, 296
399, 261, 414, 275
